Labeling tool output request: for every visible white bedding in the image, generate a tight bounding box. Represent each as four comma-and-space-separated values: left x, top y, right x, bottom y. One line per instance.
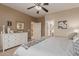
14, 37, 73, 56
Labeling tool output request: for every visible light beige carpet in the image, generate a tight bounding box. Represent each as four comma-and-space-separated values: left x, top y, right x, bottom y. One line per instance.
0, 47, 18, 56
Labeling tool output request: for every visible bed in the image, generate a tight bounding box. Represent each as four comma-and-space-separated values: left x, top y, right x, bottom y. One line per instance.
14, 37, 74, 56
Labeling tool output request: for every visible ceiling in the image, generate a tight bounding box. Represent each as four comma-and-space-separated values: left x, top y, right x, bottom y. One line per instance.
2, 3, 79, 18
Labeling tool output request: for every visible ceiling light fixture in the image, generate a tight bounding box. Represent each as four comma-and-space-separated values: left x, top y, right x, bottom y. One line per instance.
35, 6, 41, 10
27, 3, 49, 14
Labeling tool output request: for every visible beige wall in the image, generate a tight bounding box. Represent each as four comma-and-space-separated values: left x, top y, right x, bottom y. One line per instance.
0, 4, 45, 40
0, 4, 36, 39
45, 7, 79, 37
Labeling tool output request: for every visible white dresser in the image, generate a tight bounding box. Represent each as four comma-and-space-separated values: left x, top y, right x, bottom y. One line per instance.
0, 32, 28, 52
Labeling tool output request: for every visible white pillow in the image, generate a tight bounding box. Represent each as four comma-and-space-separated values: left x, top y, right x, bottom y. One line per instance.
73, 37, 79, 43
72, 34, 79, 43
68, 33, 77, 40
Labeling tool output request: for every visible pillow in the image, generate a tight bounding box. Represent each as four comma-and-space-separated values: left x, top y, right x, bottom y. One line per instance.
72, 33, 79, 43
72, 34, 79, 56
73, 36, 79, 43
68, 33, 77, 40
73, 40, 79, 56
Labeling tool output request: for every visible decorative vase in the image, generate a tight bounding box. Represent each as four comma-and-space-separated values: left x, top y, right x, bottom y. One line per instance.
2, 25, 5, 34
7, 27, 11, 33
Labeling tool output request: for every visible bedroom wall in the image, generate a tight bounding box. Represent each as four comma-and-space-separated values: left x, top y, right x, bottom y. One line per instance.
0, 4, 36, 39
0, 4, 45, 40
45, 7, 79, 37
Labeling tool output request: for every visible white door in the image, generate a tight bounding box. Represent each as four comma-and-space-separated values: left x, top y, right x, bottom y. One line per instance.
31, 22, 41, 40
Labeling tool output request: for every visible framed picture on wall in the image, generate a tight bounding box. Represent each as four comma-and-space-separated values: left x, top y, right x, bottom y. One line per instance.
17, 22, 24, 30
58, 20, 67, 29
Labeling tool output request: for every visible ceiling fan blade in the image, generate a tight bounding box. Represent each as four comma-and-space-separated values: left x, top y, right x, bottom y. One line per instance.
43, 3, 49, 5
27, 6, 35, 9
37, 11, 39, 14
41, 7, 48, 12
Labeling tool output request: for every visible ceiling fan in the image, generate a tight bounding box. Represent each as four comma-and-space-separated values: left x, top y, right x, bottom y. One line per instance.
27, 3, 49, 14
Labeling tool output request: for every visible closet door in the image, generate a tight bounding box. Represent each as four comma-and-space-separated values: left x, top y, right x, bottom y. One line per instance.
35, 23, 41, 40
31, 22, 41, 40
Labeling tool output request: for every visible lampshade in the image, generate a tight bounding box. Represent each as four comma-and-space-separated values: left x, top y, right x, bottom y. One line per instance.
73, 29, 79, 33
